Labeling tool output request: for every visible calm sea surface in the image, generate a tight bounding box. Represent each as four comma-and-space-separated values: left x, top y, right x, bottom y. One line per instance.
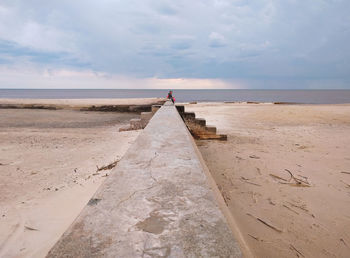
1, 89, 350, 104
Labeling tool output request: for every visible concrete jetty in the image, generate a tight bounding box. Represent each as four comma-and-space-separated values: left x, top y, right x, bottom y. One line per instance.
47, 101, 243, 257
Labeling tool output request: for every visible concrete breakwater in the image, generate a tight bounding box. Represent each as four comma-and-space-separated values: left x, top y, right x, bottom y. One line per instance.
46, 101, 243, 257
120, 103, 228, 141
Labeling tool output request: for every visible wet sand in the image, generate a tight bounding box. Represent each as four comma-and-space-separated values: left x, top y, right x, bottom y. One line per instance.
187, 102, 350, 258
0, 108, 140, 257
0, 98, 164, 107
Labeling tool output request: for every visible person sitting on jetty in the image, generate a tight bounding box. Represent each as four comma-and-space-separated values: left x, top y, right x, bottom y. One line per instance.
167, 90, 175, 104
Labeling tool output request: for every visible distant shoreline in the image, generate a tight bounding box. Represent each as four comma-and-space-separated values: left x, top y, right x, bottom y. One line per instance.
0, 98, 166, 112
1, 89, 350, 104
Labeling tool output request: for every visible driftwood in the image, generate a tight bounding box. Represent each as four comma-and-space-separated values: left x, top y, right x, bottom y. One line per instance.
341, 171, 350, 175
285, 182, 311, 187
286, 201, 308, 212
246, 213, 282, 233
340, 180, 350, 188
25, 226, 39, 231
240, 177, 261, 186
270, 169, 311, 187
285, 169, 310, 186
248, 234, 260, 241
283, 204, 299, 215
97, 160, 119, 171
269, 173, 288, 182
286, 201, 315, 218
290, 244, 305, 257
340, 238, 348, 248
297, 174, 308, 180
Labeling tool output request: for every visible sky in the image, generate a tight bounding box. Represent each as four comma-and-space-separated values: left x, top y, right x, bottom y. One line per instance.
0, 0, 349, 89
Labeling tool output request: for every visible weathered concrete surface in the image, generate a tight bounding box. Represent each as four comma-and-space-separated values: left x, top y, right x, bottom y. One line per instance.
47, 102, 242, 258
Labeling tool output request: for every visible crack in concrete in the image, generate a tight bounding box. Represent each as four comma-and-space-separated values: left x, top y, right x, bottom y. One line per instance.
143, 152, 159, 183
114, 152, 161, 211
142, 246, 171, 258
115, 184, 157, 209
149, 168, 158, 184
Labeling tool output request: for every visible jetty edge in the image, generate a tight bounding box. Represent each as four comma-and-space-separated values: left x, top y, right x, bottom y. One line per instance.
46, 101, 245, 257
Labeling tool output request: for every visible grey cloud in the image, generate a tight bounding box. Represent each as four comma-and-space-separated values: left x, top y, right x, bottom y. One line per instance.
209, 32, 226, 48
0, 0, 349, 86
0, 39, 89, 68
156, 3, 178, 16
171, 39, 193, 50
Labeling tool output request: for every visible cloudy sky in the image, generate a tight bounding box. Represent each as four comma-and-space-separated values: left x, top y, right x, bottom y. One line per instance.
0, 0, 349, 89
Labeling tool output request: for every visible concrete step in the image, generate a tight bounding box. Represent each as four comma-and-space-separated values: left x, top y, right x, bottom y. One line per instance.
129, 118, 143, 130
120, 107, 161, 132
196, 133, 227, 141
206, 125, 217, 133
140, 111, 153, 121
140, 112, 153, 128
182, 112, 195, 119
151, 105, 162, 113
175, 105, 185, 113
195, 118, 206, 126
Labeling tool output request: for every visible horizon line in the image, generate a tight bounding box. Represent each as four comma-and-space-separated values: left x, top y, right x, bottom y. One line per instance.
1, 88, 350, 90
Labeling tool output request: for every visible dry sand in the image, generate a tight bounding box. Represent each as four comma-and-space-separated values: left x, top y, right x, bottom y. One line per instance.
0, 107, 140, 257
186, 102, 350, 258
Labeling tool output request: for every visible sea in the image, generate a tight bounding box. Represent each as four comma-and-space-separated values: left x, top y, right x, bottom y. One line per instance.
1, 89, 350, 104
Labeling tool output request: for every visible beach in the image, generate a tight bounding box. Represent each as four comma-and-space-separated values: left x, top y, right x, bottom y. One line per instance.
186, 102, 350, 258
1, 99, 350, 257
0, 99, 158, 257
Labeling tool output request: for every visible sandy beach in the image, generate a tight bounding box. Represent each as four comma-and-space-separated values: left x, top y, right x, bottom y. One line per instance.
186, 102, 350, 258
0, 101, 147, 257
1, 99, 350, 257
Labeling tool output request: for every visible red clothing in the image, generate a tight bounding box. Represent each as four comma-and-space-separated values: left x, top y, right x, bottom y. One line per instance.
167, 92, 175, 103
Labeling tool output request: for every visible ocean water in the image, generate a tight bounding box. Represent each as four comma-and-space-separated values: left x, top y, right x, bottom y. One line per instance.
1, 89, 350, 104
